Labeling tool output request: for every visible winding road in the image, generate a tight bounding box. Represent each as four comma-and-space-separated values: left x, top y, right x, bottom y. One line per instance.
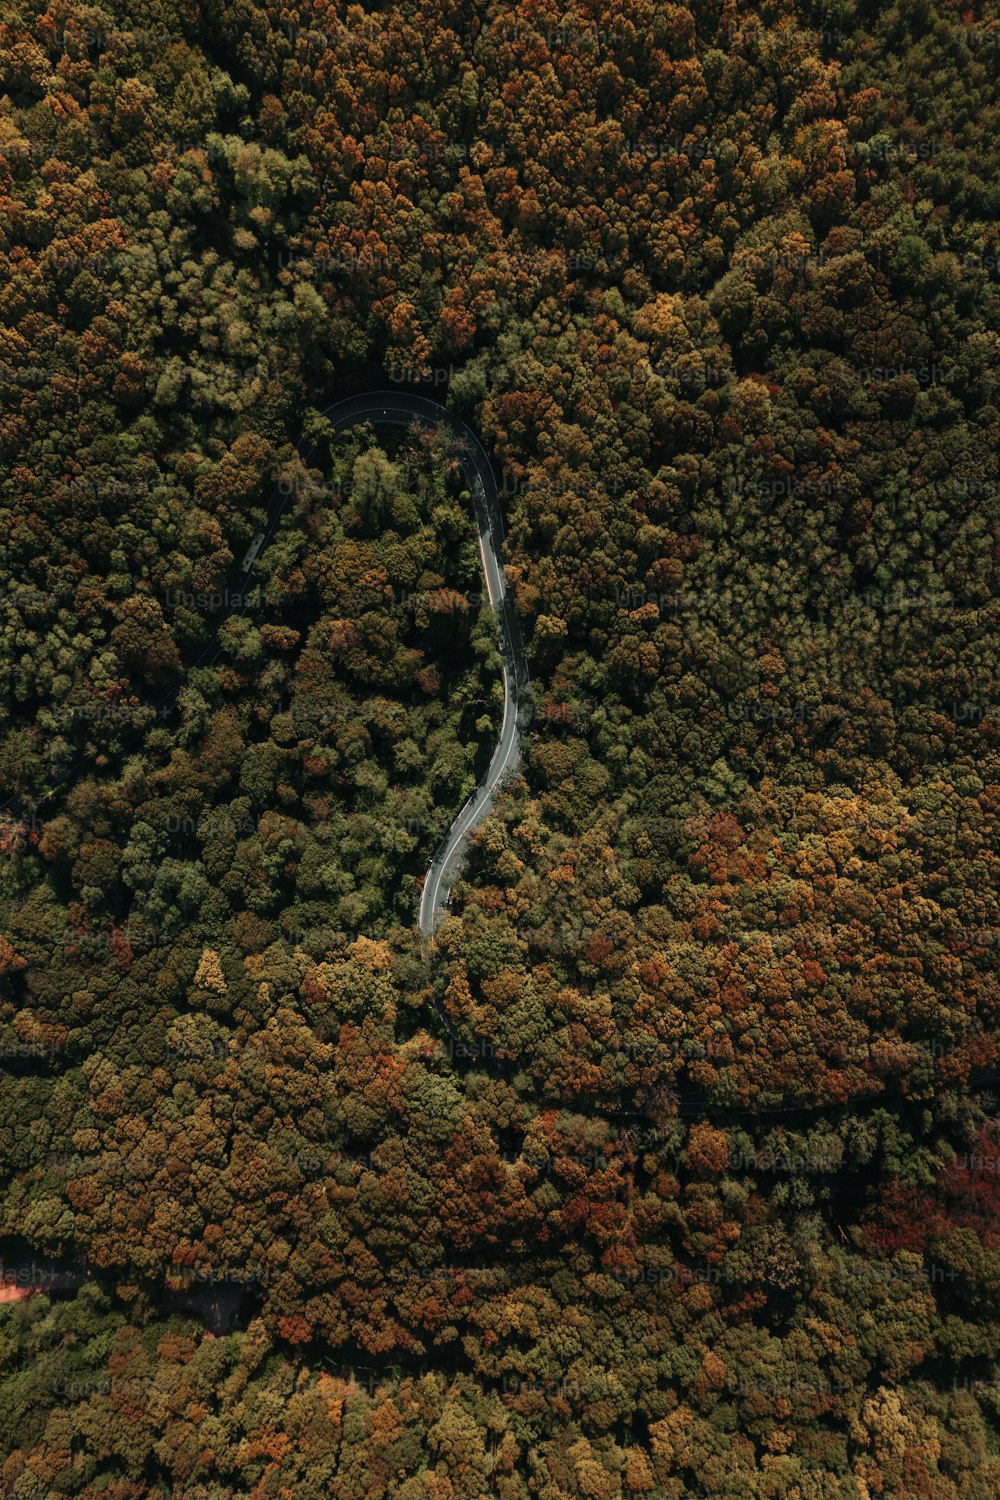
241, 391, 530, 936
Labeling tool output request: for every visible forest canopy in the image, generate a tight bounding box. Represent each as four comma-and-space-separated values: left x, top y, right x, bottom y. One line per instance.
0, 0, 999, 1496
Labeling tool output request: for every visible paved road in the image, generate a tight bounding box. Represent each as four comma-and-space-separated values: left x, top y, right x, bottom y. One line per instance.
231, 390, 528, 935
317, 394, 528, 934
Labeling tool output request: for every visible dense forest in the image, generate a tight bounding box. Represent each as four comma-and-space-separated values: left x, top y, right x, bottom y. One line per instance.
0, 0, 999, 1494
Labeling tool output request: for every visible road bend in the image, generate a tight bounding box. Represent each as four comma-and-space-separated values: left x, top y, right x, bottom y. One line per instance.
298, 393, 528, 936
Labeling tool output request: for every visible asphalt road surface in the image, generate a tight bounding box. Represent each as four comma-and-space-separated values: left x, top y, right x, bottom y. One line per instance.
319, 393, 528, 934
